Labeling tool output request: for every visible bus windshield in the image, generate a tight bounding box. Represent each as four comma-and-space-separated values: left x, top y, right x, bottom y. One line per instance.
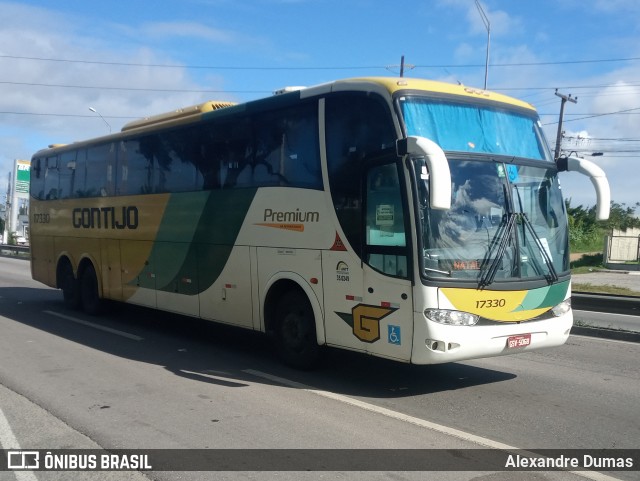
400, 96, 553, 162
414, 157, 569, 284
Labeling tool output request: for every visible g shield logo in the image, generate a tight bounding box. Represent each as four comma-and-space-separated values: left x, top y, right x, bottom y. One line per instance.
336, 304, 397, 343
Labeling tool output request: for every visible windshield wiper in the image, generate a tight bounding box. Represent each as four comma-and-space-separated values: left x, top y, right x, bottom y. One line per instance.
520, 213, 559, 283
425, 266, 452, 276
479, 212, 559, 288
479, 212, 517, 289
511, 183, 559, 283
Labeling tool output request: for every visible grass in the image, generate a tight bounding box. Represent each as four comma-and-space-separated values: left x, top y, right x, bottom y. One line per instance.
570, 251, 640, 296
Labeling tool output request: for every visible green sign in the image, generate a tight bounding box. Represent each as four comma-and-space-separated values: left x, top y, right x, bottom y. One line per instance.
15, 161, 30, 194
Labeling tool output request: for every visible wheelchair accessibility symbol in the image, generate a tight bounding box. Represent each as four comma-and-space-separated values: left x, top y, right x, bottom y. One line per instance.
388, 325, 401, 345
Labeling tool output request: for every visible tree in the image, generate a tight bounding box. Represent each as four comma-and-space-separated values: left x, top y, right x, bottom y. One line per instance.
565, 199, 640, 251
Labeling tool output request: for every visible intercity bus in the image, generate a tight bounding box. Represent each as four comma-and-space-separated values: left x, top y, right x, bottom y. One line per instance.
29, 77, 610, 368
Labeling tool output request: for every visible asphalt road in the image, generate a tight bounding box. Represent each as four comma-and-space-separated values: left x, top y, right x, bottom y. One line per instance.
0, 257, 638, 481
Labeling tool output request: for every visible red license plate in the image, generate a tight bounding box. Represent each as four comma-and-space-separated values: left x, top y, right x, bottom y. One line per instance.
507, 334, 531, 349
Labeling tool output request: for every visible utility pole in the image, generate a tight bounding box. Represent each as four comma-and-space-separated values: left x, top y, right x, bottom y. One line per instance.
475, 0, 491, 90
386, 55, 413, 77
554, 90, 577, 161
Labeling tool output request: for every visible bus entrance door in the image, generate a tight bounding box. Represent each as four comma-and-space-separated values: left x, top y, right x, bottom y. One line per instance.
361, 265, 413, 362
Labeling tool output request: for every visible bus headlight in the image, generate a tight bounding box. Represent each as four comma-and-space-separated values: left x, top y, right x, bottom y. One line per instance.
425, 309, 479, 326
551, 299, 571, 317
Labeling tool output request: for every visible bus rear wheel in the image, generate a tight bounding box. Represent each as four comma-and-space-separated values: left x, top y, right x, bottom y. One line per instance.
80, 264, 103, 315
59, 262, 80, 310
275, 290, 321, 369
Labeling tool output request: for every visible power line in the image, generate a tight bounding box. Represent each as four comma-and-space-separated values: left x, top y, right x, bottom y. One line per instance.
2, 78, 640, 98
0, 111, 135, 119
0, 54, 380, 70
3, 53, 640, 71
0, 81, 268, 94
564, 136, 640, 142
543, 105, 640, 125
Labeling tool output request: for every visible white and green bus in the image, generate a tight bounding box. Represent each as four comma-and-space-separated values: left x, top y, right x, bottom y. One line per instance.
30, 77, 610, 368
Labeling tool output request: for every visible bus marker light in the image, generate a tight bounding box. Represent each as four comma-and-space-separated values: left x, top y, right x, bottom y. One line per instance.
551, 299, 571, 317
310, 277, 318, 285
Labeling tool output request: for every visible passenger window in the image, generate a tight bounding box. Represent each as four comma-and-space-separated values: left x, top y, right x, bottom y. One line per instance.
58, 151, 77, 199
44, 156, 59, 200
72, 150, 88, 197
160, 129, 199, 192
124, 138, 156, 194
246, 103, 322, 189
31, 157, 44, 200
218, 119, 256, 189
85, 144, 110, 197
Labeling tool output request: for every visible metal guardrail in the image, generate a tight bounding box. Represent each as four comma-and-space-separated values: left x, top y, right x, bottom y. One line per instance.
0, 243, 30, 255
572, 292, 640, 316
572, 292, 640, 343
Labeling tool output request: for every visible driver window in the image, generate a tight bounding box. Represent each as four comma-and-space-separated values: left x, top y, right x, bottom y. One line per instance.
365, 163, 408, 278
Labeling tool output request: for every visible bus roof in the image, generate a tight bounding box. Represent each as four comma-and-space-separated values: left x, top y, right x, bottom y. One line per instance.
121, 100, 236, 132
331, 77, 536, 112
34, 77, 536, 156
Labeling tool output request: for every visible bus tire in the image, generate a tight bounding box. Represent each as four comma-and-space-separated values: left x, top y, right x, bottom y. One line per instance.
275, 290, 321, 369
80, 263, 103, 315
59, 261, 80, 310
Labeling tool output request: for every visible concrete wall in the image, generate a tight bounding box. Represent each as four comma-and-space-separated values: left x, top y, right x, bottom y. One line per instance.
606, 227, 640, 269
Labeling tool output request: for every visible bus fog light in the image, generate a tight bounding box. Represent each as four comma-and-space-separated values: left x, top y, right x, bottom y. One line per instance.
551, 299, 571, 317
425, 309, 479, 326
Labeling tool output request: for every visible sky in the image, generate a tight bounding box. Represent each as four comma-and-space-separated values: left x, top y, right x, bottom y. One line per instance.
1, 0, 640, 211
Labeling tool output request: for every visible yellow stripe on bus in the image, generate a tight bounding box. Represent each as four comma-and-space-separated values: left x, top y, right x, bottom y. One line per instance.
439, 288, 549, 322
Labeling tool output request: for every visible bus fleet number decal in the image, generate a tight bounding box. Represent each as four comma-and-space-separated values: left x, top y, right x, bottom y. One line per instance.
476, 298, 507, 309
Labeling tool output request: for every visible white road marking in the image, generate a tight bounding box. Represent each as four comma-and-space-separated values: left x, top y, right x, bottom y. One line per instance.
43, 310, 143, 341
0, 407, 39, 481
244, 369, 622, 481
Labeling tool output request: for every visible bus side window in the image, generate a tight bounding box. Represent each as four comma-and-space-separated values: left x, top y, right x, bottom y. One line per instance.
278, 103, 321, 188
44, 156, 59, 200
211, 119, 252, 189
235, 103, 322, 189
325, 93, 397, 257
85, 144, 110, 197
366, 165, 406, 247
126, 138, 156, 194
58, 151, 77, 199
31, 157, 44, 200
73, 150, 88, 197
364, 163, 408, 278
160, 128, 199, 193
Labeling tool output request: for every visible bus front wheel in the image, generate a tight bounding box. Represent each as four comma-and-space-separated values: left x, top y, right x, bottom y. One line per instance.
80, 264, 103, 315
275, 290, 321, 369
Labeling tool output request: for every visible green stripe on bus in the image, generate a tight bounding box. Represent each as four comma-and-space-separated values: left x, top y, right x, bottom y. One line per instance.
153, 188, 257, 294
514, 280, 569, 312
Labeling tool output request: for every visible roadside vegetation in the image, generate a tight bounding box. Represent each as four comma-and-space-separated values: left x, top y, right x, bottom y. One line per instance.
568, 200, 640, 297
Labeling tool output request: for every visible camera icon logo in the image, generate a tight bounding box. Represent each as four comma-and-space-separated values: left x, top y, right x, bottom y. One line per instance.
7, 451, 40, 470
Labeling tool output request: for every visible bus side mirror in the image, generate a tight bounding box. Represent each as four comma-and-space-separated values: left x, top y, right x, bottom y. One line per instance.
397, 136, 452, 210
558, 155, 610, 221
